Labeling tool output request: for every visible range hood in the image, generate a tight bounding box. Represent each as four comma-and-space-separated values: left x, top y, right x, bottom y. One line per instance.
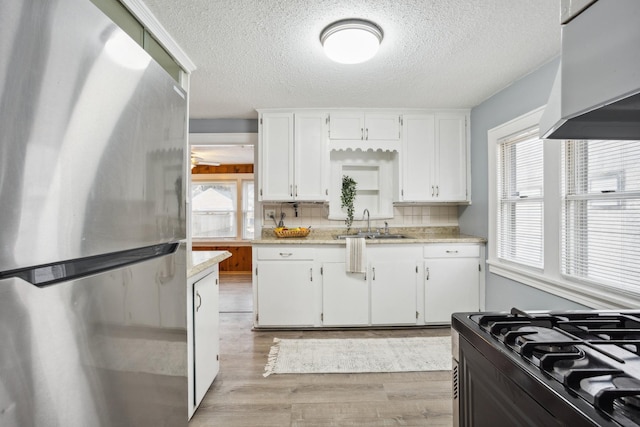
540, 0, 640, 140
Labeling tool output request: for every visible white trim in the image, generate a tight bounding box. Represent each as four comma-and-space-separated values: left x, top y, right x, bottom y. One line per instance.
121, 0, 196, 73
488, 106, 640, 309
487, 106, 545, 266
189, 133, 258, 146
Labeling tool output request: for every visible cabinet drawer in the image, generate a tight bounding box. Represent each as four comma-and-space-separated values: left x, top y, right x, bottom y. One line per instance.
423, 244, 479, 258
257, 247, 315, 260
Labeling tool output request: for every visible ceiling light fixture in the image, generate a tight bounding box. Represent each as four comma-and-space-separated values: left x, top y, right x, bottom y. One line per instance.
320, 19, 383, 64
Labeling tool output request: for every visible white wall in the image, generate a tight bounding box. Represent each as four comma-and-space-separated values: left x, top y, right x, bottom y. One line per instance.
459, 57, 588, 311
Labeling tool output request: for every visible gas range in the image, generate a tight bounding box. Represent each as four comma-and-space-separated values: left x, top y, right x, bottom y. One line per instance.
452, 308, 640, 427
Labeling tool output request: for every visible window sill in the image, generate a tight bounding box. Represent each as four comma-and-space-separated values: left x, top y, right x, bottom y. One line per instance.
487, 259, 640, 309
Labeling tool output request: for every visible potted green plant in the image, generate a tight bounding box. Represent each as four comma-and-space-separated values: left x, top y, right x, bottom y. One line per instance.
341, 175, 357, 232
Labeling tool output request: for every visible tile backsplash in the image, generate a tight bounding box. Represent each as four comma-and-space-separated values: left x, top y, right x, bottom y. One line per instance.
262, 204, 459, 230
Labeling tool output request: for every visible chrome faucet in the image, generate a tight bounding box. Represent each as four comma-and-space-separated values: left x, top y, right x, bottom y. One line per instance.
363, 209, 371, 233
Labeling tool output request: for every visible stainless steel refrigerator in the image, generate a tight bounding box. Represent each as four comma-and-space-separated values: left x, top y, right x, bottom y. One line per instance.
0, 0, 188, 425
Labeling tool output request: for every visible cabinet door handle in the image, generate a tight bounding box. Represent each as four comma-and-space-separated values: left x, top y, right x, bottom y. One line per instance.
196, 291, 202, 312
310, 268, 313, 282
425, 267, 430, 280
289, 185, 293, 197
372, 267, 376, 280
365, 128, 369, 140
295, 185, 298, 197
446, 250, 459, 254
431, 186, 435, 197
436, 185, 439, 196
279, 252, 293, 257
361, 128, 364, 140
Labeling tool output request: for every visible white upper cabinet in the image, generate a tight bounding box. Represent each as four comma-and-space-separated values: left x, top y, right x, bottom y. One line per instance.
258, 109, 470, 205
329, 112, 401, 147
399, 112, 469, 203
259, 111, 328, 201
401, 114, 436, 202
328, 112, 364, 140
435, 113, 468, 202
364, 113, 401, 141
260, 112, 293, 201
294, 113, 329, 201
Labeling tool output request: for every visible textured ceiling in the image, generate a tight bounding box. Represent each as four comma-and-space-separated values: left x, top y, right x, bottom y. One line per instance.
144, 0, 561, 119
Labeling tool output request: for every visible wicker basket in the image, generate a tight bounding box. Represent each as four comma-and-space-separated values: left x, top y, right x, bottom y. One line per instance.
274, 228, 311, 238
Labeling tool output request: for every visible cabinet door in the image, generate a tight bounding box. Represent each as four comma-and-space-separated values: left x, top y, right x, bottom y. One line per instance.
329, 112, 364, 140
401, 114, 436, 201
365, 113, 400, 141
256, 261, 315, 326
434, 113, 467, 201
194, 270, 219, 406
294, 113, 328, 201
260, 113, 294, 200
322, 263, 368, 326
370, 260, 418, 325
424, 258, 479, 324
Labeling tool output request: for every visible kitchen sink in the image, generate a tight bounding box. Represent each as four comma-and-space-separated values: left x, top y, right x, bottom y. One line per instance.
335, 233, 410, 240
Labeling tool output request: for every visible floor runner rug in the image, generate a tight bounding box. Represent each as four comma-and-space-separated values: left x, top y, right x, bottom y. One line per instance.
264, 336, 451, 377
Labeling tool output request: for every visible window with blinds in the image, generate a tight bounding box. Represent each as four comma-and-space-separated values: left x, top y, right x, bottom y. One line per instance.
497, 127, 544, 268
562, 140, 640, 291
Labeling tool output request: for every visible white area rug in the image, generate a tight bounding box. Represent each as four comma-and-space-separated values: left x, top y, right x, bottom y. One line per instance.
263, 336, 451, 377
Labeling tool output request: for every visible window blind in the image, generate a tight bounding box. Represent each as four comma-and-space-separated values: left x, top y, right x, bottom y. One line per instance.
497, 127, 544, 268
562, 140, 640, 291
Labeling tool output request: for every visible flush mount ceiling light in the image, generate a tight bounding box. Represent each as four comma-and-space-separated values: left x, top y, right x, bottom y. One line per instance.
320, 19, 383, 64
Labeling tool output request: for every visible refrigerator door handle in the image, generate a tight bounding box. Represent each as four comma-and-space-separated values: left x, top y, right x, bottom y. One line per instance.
0, 242, 179, 288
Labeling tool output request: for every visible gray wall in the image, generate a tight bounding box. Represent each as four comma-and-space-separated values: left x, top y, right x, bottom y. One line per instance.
458, 56, 588, 311
190, 118, 258, 133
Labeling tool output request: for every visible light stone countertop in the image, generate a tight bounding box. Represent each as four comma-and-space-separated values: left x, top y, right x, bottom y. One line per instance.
252, 226, 486, 245
188, 250, 232, 278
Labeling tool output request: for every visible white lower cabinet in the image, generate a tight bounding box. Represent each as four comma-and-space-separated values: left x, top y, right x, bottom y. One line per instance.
188, 263, 221, 418
256, 261, 316, 326
424, 244, 481, 324
321, 262, 369, 326
370, 259, 418, 325
193, 267, 219, 407
252, 243, 482, 328
254, 247, 317, 326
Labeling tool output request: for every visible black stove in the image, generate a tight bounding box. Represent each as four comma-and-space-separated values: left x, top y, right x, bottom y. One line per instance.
452, 308, 640, 427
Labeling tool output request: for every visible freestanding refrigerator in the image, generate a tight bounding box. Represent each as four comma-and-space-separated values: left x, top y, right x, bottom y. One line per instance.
0, 0, 189, 425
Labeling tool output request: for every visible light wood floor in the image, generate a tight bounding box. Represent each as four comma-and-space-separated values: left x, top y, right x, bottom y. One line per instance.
189, 272, 453, 427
